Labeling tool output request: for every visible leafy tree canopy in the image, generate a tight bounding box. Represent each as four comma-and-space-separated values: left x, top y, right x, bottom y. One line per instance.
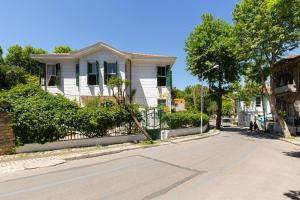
53, 45, 72, 53
0, 46, 4, 64
5, 45, 47, 75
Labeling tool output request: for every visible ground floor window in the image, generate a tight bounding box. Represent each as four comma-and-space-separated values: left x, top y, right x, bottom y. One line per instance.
47, 64, 57, 86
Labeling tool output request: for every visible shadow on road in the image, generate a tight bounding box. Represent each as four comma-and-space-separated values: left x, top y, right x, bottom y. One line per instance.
221, 127, 281, 140
283, 151, 300, 158
284, 190, 300, 200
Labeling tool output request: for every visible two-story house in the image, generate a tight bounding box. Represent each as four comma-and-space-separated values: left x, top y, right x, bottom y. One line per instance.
272, 54, 300, 135
31, 42, 176, 108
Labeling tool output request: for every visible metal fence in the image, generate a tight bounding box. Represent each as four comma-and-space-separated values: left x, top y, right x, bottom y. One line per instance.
60, 123, 140, 141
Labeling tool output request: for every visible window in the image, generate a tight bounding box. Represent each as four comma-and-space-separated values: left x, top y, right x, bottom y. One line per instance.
76, 64, 79, 86
158, 99, 166, 107
104, 61, 117, 84
157, 66, 166, 86
40, 63, 46, 86
256, 97, 261, 107
87, 62, 99, 85
47, 64, 57, 86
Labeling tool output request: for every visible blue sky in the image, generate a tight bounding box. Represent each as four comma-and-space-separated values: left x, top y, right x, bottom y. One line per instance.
0, 0, 299, 89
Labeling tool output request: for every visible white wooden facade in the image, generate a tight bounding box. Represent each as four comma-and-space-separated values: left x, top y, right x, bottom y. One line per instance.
31, 42, 176, 108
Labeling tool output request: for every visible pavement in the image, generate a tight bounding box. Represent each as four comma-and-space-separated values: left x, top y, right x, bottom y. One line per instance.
0, 129, 220, 176
0, 127, 300, 200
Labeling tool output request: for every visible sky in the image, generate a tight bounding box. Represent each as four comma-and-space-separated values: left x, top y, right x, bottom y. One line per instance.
0, 0, 299, 89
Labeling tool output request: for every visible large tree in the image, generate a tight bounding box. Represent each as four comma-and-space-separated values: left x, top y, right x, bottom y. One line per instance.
0, 46, 4, 64
53, 45, 72, 53
185, 13, 241, 129
5, 45, 47, 75
233, 0, 300, 138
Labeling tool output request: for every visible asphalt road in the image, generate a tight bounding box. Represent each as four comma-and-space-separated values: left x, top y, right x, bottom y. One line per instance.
0, 128, 300, 200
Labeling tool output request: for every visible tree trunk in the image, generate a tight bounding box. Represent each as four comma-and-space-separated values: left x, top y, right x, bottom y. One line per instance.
259, 60, 292, 138
125, 106, 153, 143
261, 88, 267, 132
216, 77, 222, 130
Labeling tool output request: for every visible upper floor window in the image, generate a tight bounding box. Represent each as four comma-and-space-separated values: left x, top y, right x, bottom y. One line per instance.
87, 62, 99, 85
104, 61, 117, 84
256, 97, 261, 107
157, 66, 167, 86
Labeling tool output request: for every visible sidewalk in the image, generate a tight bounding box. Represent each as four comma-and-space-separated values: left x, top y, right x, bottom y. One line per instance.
0, 129, 220, 176
240, 126, 300, 146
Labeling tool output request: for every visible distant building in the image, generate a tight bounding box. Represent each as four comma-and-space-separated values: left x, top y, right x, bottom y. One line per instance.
236, 88, 271, 129
272, 54, 300, 135
173, 98, 186, 111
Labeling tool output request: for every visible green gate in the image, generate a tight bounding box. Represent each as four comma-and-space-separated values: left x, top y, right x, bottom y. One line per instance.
141, 108, 164, 140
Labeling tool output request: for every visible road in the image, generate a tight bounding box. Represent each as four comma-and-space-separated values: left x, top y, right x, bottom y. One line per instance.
0, 128, 300, 200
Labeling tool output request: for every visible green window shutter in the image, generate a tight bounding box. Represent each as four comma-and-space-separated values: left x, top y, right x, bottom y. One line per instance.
115, 61, 118, 77
104, 61, 108, 84
96, 61, 99, 85
39, 63, 46, 86
76, 64, 79, 86
87, 62, 92, 85
166, 65, 172, 88
55, 63, 61, 86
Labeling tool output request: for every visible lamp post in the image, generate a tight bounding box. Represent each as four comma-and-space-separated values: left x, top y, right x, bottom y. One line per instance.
201, 64, 219, 134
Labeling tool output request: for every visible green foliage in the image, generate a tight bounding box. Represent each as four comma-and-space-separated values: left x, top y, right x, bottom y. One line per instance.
5, 45, 47, 75
233, 0, 300, 64
0, 46, 4, 64
0, 84, 141, 145
185, 13, 242, 128
222, 96, 235, 116
162, 111, 208, 129
0, 64, 28, 89
0, 84, 79, 145
53, 46, 72, 53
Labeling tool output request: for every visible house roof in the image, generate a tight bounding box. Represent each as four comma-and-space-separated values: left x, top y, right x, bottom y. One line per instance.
31, 42, 176, 63
275, 54, 300, 66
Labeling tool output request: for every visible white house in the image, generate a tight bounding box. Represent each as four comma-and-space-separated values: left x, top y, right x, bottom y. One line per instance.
236, 95, 272, 129
31, 42, 176, 108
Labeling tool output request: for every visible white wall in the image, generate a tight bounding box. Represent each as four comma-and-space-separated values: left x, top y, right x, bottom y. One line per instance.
43, 60, 79, 101
131, 62, 171, 108
42, 50, 172, 108
79, 50, 126, 97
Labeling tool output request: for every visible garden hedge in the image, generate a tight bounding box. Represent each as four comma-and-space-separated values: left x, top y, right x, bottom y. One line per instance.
0, 84, 141, 145
162, 111, 208, 129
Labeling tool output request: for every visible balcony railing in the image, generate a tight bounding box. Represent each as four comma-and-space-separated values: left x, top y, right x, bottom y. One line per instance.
274, 84, 297, 94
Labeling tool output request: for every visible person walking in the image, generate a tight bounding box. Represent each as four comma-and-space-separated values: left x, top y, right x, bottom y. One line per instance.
250, 121, 253, 132
254, 121, 259, 132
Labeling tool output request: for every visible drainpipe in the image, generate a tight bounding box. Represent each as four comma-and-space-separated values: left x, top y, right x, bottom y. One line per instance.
129, 59, 132, 103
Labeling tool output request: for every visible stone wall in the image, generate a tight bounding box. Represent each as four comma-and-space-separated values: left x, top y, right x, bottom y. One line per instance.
0, 113, 15, 155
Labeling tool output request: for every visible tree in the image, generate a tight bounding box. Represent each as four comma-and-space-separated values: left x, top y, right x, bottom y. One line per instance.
5, 45, 47, 75
53, 46, 72, 53
108, 77, 153, 142
0, 46, 4, 64
233, 0, 300, 138
185, 13, 241, 129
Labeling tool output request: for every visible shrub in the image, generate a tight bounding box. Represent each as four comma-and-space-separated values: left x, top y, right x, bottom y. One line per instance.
0, 64, 28, 89
162, 111, 208, 129
0, 84, 142, 145
0, 84, 79, 145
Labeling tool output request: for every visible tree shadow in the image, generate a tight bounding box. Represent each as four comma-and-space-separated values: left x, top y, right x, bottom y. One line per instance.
284, 190, 300, 200
283, 151, 300, 158
222, 127, 281, 140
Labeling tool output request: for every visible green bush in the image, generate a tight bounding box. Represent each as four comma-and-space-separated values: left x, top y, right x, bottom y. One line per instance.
162, 111, 208, 129
0, 84, 79, 145
0, 64, 28, 90
0, 84, 142, 145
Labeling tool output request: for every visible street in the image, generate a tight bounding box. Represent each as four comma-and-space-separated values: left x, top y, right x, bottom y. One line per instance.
0, 128, 300, 200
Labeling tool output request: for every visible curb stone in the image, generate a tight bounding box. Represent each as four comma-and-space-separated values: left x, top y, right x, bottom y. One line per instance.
0, 129, 220, 176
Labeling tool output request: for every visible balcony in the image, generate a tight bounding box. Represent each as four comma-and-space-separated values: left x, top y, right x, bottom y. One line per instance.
274, 84, 297, 94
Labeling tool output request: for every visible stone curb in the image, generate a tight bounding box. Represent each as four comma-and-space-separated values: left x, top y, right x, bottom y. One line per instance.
0, 129, 220, 176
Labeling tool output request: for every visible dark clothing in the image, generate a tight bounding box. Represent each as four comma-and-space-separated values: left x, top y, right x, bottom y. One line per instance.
250, 121, 253, 132
253, 122, 259, 131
